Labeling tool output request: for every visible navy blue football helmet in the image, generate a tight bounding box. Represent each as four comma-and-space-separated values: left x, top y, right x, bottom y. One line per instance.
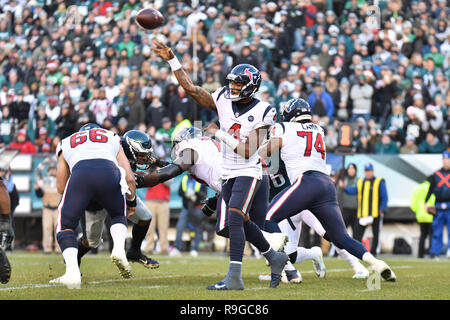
282, 98, 312, 122
224, 64, 261, 101
172, 127, 203, 147
79, 123, 101, 132
121, 130, 155, 170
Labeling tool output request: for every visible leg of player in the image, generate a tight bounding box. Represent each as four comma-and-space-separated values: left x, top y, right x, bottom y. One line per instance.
284, 211, 326, 278
0, 181, 11, 284
207, 178, 288, 290
126, 198, 159, 269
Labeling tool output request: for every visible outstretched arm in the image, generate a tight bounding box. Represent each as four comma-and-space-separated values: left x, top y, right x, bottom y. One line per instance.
135, 149, 198, 188
152, 40, 217, 112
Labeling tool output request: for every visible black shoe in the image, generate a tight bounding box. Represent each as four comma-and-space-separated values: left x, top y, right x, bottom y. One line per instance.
0, 248, 11, 284
126, 250, 160, 269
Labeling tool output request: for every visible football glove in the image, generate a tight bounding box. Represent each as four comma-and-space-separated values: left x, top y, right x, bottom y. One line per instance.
201, 194, 219, 217
134, 172, 146, 188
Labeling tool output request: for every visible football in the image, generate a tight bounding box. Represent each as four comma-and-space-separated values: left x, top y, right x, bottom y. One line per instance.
135, 7, 165, 30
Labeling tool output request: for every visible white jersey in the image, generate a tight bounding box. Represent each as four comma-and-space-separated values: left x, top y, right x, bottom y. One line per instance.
173, 137, 223, 193
211, 86, 277, 180
270, 121, 328, 183
56, 128, 121, 171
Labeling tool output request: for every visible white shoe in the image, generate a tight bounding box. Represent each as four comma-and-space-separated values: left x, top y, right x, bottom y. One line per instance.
262, 231, 288, 252
311, 246, 326, 278
169, 247, 181, 257
258, 271, 289, 283
110, 250, 132, 279
352, 266, 370, 279
190, 250, 198, 257
372, 260, 396, 282
49, 271, 81, 289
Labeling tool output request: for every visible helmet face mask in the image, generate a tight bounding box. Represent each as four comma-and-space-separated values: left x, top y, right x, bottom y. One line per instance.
224, 64, 261, 102
122, 130, 155, 170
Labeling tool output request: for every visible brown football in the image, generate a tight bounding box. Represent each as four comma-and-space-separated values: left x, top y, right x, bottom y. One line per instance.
135, 8, 165, 30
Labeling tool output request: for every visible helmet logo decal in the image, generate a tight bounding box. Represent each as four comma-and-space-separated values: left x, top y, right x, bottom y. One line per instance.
244, 68, 253, 83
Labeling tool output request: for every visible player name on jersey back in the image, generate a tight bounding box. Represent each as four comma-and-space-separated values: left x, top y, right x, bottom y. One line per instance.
57, 128, 121, 171
212, 86, 277, 180
270, 121, 328, 183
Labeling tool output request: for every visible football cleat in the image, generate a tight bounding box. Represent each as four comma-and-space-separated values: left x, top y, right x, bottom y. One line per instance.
126, 250, 160, 269
311, 246, 326, 278
285, 269, 302, 283
49, 271, 81, 289
0, 248, 11, 284
258, 271, 289, 283
372, 260, 396, 282
352, 264, 370, 279
111, 250, 133, 279
206, 280, 244, 290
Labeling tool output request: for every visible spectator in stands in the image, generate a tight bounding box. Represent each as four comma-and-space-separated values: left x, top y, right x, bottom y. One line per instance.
355, 131, 374, 154
0, 106, 17, 145
350, 74, 373, 123
118, 91, 145, 129
34, 158, 61, 253
418, 132, 446, 154
307, 81, 334, 124
375, 131, 399, 154
400, 135, 419, 154
9, 129, 37, 154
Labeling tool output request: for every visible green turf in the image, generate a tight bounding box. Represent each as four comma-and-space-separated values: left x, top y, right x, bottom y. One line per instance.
1, 251, 449, 300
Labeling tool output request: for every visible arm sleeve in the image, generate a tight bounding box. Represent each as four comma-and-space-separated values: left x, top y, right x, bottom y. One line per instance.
379, 179, 388, 211
424, 174, 435, 203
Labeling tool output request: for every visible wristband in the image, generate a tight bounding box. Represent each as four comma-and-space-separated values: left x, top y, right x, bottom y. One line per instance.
215, 130, 239, 150
126, 196, 137, 207
168, 57, 182, 71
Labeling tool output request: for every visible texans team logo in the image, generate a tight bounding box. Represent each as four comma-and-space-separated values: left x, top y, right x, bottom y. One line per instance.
244, 68, 253, 83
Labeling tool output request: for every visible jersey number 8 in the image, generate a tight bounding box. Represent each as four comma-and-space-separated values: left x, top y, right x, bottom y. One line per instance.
70, 129, 108, 148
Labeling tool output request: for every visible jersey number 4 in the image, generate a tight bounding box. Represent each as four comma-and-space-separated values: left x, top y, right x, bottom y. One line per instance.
70, 129, 108, 148
297, 131, 325, 160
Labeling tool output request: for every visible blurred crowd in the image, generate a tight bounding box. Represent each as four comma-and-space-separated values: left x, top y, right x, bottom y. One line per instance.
0, 0, 449, 158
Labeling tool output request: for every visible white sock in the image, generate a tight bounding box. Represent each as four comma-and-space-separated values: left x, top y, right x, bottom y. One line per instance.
299, 210, 325, 237
110, 223, 127, 254
62, 247, 79, 273
284, 260, 296, 271
295, 247, 313, 263
362, 252, 378, 266
278, 218, 301, 255
335, 246, 362, 270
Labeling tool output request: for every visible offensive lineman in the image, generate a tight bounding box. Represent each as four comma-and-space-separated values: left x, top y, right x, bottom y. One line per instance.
53, 123, 137, 289
263, 98, 396, 282
52, 130, 161, 282
261, 155, 370, 281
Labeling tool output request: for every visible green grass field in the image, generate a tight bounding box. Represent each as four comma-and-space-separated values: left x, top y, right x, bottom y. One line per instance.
1, 251, 450, 300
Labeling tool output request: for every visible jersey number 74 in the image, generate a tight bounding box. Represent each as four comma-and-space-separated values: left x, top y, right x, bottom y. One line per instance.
297, 131, 325, 160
